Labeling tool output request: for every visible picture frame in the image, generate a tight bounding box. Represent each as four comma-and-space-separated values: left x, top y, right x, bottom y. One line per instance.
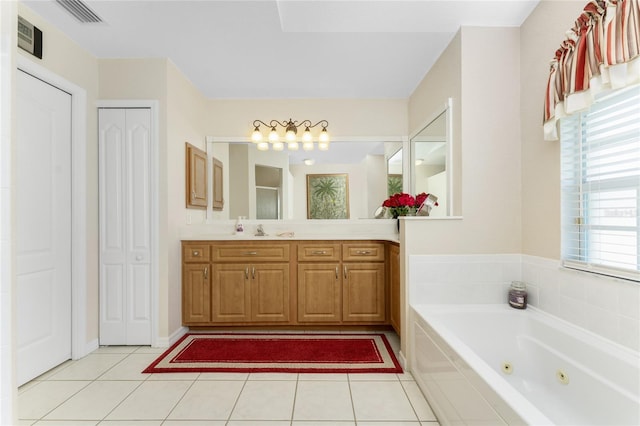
387, 174, 403, 196
306, 173, 350, 219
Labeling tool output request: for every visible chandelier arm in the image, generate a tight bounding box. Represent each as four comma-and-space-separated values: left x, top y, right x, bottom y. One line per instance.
306, 120, 329, 129
252, 119, 272, 128
268, 119, 289, 128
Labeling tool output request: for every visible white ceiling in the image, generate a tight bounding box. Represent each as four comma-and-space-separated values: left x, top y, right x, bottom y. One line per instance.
22, 0, 539, 99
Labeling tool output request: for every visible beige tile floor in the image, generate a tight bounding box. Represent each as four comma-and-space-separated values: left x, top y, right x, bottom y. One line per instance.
18, 332, 440, 426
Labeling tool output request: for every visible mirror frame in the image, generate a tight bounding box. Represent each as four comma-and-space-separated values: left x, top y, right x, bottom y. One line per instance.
409, 98, 453, 216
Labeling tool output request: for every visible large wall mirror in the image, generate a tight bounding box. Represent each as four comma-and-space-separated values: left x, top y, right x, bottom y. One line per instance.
410, 99, 452, 217
206, 139, 405, 220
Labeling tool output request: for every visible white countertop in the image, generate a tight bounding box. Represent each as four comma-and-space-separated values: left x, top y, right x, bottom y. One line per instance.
180, 220, 400, 243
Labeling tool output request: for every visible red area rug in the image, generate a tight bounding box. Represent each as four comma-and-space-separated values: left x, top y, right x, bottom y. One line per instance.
143, 333, 402, 374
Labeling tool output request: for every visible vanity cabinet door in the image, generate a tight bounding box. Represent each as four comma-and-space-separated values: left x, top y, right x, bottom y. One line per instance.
182, 263, 211, 324
388, 243, 401, 334
297, 263, 342, 323
211, 264, 251, 322
342, 262, 385, 322
251, 264, 290, 322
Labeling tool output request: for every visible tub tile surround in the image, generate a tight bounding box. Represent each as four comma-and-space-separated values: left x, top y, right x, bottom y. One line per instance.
522, 255, 640, 352
408, 253, 640, 352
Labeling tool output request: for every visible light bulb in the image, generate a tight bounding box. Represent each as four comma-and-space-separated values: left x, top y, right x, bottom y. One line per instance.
285, 129, 297, 142
288, 141, 299, 151
251, 127, 262, 143
268, 127, 279, 143
319, 128, 329, 143
318, 141, 329, 151
257, 142, 269, 151
302, 127, 312, 142
303, 158, 315, 166
302, 141, 314, 151
272, 141, 284, 151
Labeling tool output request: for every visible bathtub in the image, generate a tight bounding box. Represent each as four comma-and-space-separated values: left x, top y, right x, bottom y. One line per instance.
409, 304, 640, 425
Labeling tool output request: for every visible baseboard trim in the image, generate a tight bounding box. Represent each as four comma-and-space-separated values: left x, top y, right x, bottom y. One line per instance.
77, 338, 99, 358
155, 326, 188, 348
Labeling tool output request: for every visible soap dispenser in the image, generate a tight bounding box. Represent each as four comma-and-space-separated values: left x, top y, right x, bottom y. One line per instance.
235, 216, 244, 235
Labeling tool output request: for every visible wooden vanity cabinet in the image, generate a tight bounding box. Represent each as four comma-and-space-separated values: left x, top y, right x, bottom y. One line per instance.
182, 244, 211, 324
341, 242, 386, 322
210, 242, 290, 324
297, 243, 342, 323
182, 240, 396, 327
388, 243, 401, 334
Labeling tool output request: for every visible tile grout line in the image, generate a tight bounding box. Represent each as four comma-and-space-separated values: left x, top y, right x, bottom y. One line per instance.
160, 374, 199, 423
289, 374, 300, 426
34, 350, 133, 423
92, 349, 151, 424
224, 372, 250, 425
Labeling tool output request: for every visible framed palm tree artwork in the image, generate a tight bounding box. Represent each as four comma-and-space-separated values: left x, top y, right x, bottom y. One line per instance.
306, 173, 350, 219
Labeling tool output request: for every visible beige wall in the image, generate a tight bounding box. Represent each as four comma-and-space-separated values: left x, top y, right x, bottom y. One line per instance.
520, 0, 585, 259
409, 32, 462, 216
405, 27, 522, 255
206, 98, 408, 138
166, 60, 209, 335
17, 4, 100, 344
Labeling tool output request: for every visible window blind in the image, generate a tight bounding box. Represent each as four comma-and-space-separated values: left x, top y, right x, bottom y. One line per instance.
560, 85, 640, 282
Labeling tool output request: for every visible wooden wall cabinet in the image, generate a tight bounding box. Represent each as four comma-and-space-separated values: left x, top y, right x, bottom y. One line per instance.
212, 157, 224, 210
185, 143, 207, 209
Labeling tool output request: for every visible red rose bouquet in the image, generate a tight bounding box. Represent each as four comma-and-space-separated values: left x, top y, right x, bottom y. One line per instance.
382, 192, 438, 218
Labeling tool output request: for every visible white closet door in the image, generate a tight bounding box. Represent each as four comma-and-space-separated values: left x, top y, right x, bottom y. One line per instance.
99, 108, 152, 345
16, 70, 72, 385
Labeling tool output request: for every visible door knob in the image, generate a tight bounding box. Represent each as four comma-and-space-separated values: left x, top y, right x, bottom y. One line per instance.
136, 255, 143, 261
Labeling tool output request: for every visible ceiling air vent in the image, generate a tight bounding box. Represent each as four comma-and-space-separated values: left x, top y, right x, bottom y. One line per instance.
55, 0, 103, 23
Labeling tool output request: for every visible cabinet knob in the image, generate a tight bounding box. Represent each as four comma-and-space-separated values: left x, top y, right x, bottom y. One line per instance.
311, 250, 327, 255
203, 267, 208, 279
244, 251, 258, 256
135, 255, 143, 261
193, 250, 200, 256
355, 250, 372, 255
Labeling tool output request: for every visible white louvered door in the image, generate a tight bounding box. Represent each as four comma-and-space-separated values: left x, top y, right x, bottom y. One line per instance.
99, 108, 152, 345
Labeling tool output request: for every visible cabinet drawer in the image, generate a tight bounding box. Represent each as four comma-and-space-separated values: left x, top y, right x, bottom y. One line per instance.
298, 243, 341, 262
183, 244, 211, 262
212, 244, 290, 262
342, 242, 385, 261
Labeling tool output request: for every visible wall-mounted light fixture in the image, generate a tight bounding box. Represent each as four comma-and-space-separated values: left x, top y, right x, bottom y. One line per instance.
251, 118, 329, 152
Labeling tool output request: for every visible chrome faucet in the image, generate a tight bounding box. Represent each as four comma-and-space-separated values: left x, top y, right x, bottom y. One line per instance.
255, 224, 266, 236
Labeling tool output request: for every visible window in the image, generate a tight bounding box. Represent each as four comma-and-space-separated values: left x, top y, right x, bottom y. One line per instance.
560, 85, 640, 282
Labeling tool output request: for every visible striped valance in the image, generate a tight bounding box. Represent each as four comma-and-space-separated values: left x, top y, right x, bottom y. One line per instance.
543, 0, 640, 141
